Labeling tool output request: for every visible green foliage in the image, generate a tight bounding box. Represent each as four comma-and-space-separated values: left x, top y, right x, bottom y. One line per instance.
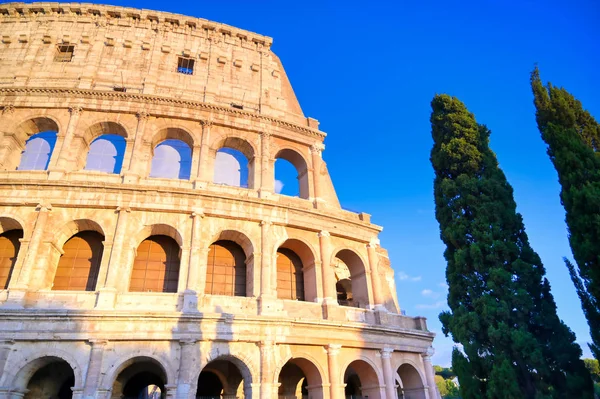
430, 94, 594, 399
531, 68, 600, 360
435, 367, 462, 398
434, 365, 456, 380
585, 358, 600, 382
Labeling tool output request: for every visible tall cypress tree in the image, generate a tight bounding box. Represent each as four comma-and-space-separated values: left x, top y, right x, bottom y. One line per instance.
431, 94, 593, 399
531, 68, 600, 360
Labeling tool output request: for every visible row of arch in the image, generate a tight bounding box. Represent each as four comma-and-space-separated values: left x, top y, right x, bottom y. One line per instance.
0, 217, 370, 307
5, 117, 312, 198
8, 351, 427, 399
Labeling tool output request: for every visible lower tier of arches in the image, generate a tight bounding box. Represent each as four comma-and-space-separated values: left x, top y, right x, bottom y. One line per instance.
0, 339, 440, 399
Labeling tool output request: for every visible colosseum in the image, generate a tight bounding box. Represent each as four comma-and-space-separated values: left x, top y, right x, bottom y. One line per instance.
0, 3, 438, 399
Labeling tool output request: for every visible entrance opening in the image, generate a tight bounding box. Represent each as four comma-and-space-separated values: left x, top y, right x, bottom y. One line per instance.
396, 364, 426, 399
23, 358, 74, 399
195, 358, 248, 399
0, 229, 23, 289
277, 358, 323, 399
343, 360, 382, 399
112, 357, 167, 399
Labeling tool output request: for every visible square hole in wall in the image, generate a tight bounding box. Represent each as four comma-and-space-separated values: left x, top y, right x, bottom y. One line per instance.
54, 44, 74, 62
177, 56, 194, 75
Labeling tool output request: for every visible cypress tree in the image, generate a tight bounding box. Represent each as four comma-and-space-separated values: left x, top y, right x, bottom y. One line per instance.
430, 94, 593, 399
531, 68, 600, 360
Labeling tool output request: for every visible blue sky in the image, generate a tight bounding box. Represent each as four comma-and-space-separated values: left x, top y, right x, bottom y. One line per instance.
76, 0, 598, 365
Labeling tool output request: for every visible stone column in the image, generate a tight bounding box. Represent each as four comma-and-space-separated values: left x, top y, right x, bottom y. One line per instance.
310, 143, 324, 201
0, 104, 23, 169
82, 340, 108, 399
258, 132, 273, 197
381, 348, 397, 399
10, 204, 51, 293
176, 340, 198, 399
367, 240, 385, 308
318, 231, 335, 301
260, 220, 273, 298
0, 340, 14, 379
51, 106, 83, 172
183, 211, 203, 312
422, 347, 440, 399
123, 111, 149, 183
259, 341, 274, 399
96, 206, 130, 308
326, 344, 342, 399
195, 120, 212, 188
189, 144, 201, 181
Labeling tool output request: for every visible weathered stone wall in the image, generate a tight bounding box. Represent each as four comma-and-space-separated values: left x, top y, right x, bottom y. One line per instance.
0, 3, 440, 399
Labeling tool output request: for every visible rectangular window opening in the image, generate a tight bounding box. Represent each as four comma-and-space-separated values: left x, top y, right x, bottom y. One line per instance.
177, 56, 194, 75
113, 86, 126, 92
54, 44, 74, 62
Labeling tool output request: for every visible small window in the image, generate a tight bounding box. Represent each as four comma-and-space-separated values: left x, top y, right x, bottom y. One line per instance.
177, 57, 194, 75
54, 45, 74, 62
113, 86, 126, 92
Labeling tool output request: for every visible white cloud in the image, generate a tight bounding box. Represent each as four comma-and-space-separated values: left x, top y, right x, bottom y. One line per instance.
421, 289, 441, 299
397, 271, 422, 282
415, 301, 446, 310
438, 282, 449, 290
274, 179, 284, 193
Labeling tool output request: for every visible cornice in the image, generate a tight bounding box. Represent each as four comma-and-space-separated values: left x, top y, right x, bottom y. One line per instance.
0, 87, 327, 139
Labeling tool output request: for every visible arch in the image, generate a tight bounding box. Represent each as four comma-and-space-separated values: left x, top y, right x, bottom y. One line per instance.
396, 363, 426, 399
212, 136, 256, 189
150, 127, 195, 149
0, 215, 26, 235
52, 231, 104, 291
342, 358, 384, 399
17, 131, 58, 171
332, 249, 370, 308
206, 240, 247, 297
275, 148, 309, 199
150, 139, 192, 180
208, 229, 255, 260
275, 355, 325, 399
108, 356, 169, 399
131, 224, 184, 250
80, 120, 129, 144
100, 353, 176, 392
130, 235, 180, 293
83, 134, 127, 173
0, 229, 23, 289
196, 354, 255, 399
6, 348, 83, 390
276, 248, 305, 301
53, 219, 106, 250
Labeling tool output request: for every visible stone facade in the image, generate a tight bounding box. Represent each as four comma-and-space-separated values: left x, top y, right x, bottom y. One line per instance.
0, 3, 438, 399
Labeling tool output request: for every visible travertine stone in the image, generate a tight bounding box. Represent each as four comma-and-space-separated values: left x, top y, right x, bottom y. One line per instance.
0, 3, 438, 399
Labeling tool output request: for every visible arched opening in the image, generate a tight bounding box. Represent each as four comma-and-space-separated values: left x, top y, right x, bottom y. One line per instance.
53, 231, 104, 291
84, 134, 126, 173
150, 139, 192, 180
0, 228, 23, 289
111, 357, 167, 399
19, 357, 75, 399
274, 149, 309, 199
343, 360, 382, 399
276, 248, 304, 301
214, 148, 249, 188
212, 137, 255, 189
195, 357, 251, 399
277, 239, 318, 302
397, 364, 426, 399
130, 235, 180, 293
277, 358, 324, 399
206, 240, 247, 297
333, 250, 370, 308
17, 131, 58, 171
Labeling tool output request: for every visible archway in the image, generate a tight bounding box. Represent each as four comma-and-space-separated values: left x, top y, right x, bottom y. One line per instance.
276, 248, 304, 301
17, 131, 58, 171
150, 139, 192, 180
343, 360, 383, 399
53, 231, 104, 291
0, 228, 23, 289
84, 134, 127, 173
206, 240, 247, 297
212, 137, 255, 189
15, 357, 75, 399
397, 364, 426, 399
277, 357, 324, 399
277, 238, 317, 302
333, 250, 370, 308
196, 357, 252, 399
130, 235, 180, 293
111, 357, 167, 399
274, 149, 309, 199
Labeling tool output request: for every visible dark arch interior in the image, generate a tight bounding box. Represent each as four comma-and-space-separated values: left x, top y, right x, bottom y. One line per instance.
336, 278, 352, 306
24, 359, 74, 399
0, 229, 23, 289
278, 362, 308, 397
113, 359, 166, 399
196, 359, 245, 399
